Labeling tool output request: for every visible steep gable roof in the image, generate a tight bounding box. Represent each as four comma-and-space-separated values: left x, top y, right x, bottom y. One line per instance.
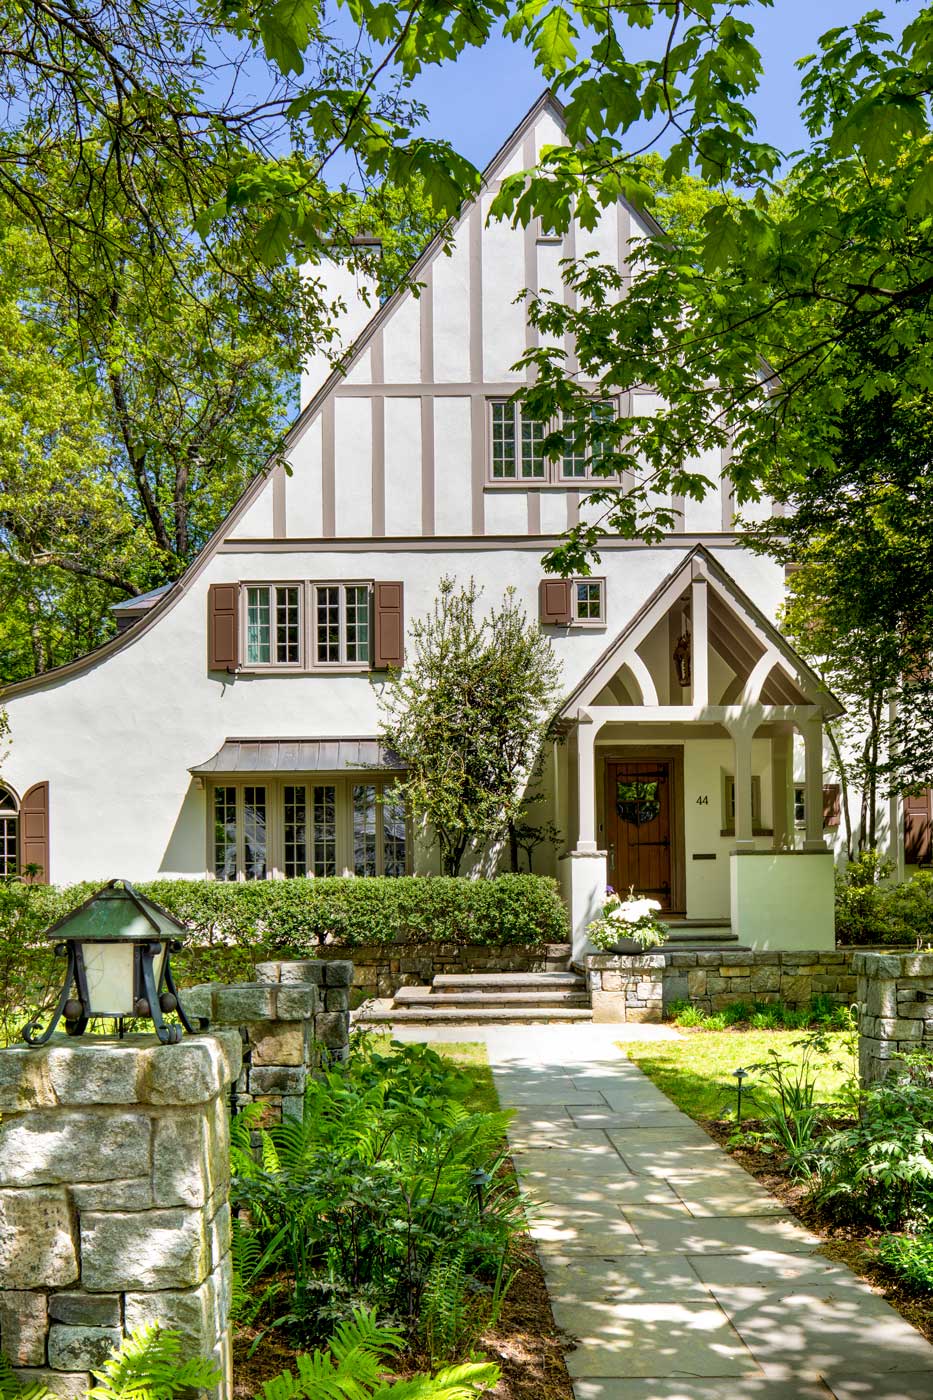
2, 90, 570, 700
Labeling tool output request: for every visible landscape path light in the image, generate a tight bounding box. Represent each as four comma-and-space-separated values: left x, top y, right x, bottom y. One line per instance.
20, 877, 209, 1045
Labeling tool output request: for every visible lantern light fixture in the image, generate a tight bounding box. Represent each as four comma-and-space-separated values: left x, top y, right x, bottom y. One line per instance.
21, 878, 208, 1046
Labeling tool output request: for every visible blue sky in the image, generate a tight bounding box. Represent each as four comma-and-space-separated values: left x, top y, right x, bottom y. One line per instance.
402, 0, 926, 171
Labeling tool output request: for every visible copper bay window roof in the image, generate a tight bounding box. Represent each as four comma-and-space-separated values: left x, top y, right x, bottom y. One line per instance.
189, 737, 403, 775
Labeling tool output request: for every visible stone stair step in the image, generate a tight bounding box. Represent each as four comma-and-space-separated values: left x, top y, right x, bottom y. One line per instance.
432, 972, 584, 991
358, 1004, 594, 1024
395, 987, 591, 1008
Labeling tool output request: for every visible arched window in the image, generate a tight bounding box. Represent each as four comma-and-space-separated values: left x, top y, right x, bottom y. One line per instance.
0, 786, 18, 876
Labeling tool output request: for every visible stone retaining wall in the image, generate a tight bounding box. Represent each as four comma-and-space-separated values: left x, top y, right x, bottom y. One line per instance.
185, 960, 352, 1128
308, 943, 571, 1001
0, 1031, 241, 1400
855, 951, 933, 1083
586, 949, 857, 1024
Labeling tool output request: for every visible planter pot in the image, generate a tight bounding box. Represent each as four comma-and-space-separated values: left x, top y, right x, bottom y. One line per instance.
603, 938, 663, 955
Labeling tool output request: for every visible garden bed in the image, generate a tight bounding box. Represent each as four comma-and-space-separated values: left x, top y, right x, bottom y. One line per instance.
229, 1038, 573, 1400
625, 1028, 933, 1346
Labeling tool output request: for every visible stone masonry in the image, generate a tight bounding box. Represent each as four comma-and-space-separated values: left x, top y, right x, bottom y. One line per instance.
586, 949, 857, 1024
309, 943, 572, 1002
183, 960, 352, 1128
856, 951, 933, 1084
0, 1031, 241, 1400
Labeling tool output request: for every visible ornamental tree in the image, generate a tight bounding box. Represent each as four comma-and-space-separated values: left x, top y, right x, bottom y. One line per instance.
378, 578, 562, 876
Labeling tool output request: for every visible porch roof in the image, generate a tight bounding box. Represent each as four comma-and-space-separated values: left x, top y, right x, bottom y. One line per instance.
559, 544, 844, 720
190, 737, 403, 775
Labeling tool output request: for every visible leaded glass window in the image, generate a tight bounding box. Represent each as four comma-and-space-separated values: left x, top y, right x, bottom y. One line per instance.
284, 785, 307, 878
574, 580, 605, 623
246, 588, 271, 664
491, 401, 516, 478
243, 786, 267, 880
314, 584, 371, 665
311, 784, 337, 876
353, 784, 378, 876
382, 791, 407, 878
346, 586, 370, 663
213, 786, 237, 881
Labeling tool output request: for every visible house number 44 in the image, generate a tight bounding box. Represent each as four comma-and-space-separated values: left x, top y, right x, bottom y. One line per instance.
696, 795, 709, 805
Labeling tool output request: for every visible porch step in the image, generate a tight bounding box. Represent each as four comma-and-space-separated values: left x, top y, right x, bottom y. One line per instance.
432, 972, 583, 991
358, 1003, 594, 1025
357, 969, 592, 1025
395, 986, 590, 1008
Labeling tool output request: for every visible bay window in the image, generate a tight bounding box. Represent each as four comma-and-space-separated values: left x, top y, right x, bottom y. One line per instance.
211, 778, 408, 879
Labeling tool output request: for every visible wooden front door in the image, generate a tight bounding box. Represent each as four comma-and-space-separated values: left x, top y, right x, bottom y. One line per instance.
607, 760, 674, 911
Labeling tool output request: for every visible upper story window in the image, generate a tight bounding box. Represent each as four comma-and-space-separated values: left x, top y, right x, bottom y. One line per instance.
246, 586, 300, 667
489, 396, 621, 485
0, 786, 18, 876
314, 583, 371, 666
490, 401, 547, 480
573, 579, 605, 625
209, 579, 404, 676
560, 402, 617, 481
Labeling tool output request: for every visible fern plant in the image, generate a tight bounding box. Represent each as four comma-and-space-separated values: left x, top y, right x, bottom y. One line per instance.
0, 1330, 218, 1400
254, 1309, 499, 1400
230, 1039, 521, 1349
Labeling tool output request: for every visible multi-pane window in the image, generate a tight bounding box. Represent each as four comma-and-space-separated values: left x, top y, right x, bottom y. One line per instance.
314, 584, 371, 665
283, 785, 307, 879
243, 786, 267, 880
794, 787, 806, 827
311, 784, 337, 876
490, 402, 546, 479
213, 786, 237, 881
353, 785, 378, 876
491, 398, 619, 482
561, 402, 617, 480
246, 586, 301, 666
382, 791, 408, 877
573, 580, 605, 624
490, 401, 516, 478
210, 780, 406, 879
0, 786, 17, 876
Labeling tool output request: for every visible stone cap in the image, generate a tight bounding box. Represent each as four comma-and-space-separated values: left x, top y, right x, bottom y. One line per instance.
585, 953, 666, 971
254, 959, 353, 988
0, 1031, 242, 1114
853, 951, 933, 978
185, 982, 320, 1025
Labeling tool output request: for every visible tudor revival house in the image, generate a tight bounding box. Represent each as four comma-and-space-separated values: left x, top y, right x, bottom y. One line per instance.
0, 94, 911, 958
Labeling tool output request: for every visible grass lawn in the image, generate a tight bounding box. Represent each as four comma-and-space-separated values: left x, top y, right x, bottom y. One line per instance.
624, 1028, 856, 1121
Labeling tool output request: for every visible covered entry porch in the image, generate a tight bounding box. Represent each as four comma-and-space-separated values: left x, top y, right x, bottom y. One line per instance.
557, 548, 841, 960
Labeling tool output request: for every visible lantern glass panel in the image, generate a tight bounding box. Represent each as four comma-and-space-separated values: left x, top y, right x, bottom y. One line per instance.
82, 941, 136, 1016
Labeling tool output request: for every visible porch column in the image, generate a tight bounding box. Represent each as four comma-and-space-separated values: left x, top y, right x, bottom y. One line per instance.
575, 709, 598, 853
771, 731, 791, 850
729, 720, 756, 848
802, 713, 826, 850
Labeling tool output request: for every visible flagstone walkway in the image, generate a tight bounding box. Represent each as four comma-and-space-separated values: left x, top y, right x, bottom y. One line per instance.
395, 1023, 933, 1399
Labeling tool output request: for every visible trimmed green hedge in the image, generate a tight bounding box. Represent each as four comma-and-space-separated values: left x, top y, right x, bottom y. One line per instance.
0, 875, 569, 1044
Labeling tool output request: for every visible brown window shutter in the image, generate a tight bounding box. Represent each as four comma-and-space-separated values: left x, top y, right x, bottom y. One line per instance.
373, 582, 404, 669
539, 579, 572, 625
20, 782, 49, 884
904, 788, 933, 864
822, 783, 841, 829
208, 583, 239, 672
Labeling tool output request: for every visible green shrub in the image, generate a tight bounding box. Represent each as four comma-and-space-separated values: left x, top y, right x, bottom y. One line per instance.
0, 874, 569, 1044
667, 997, 854, 1033
230, 1038, 523, 1357
814, 1050, 933, 1228
0, 1328, 218, 1400
876, 1231, 933, 1293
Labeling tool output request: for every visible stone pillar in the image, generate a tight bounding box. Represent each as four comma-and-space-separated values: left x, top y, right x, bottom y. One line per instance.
856, 951, 933, 1084
184, 961, 352, 1128
585, 953, 665, 1022
0, 1032, 241, 1400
